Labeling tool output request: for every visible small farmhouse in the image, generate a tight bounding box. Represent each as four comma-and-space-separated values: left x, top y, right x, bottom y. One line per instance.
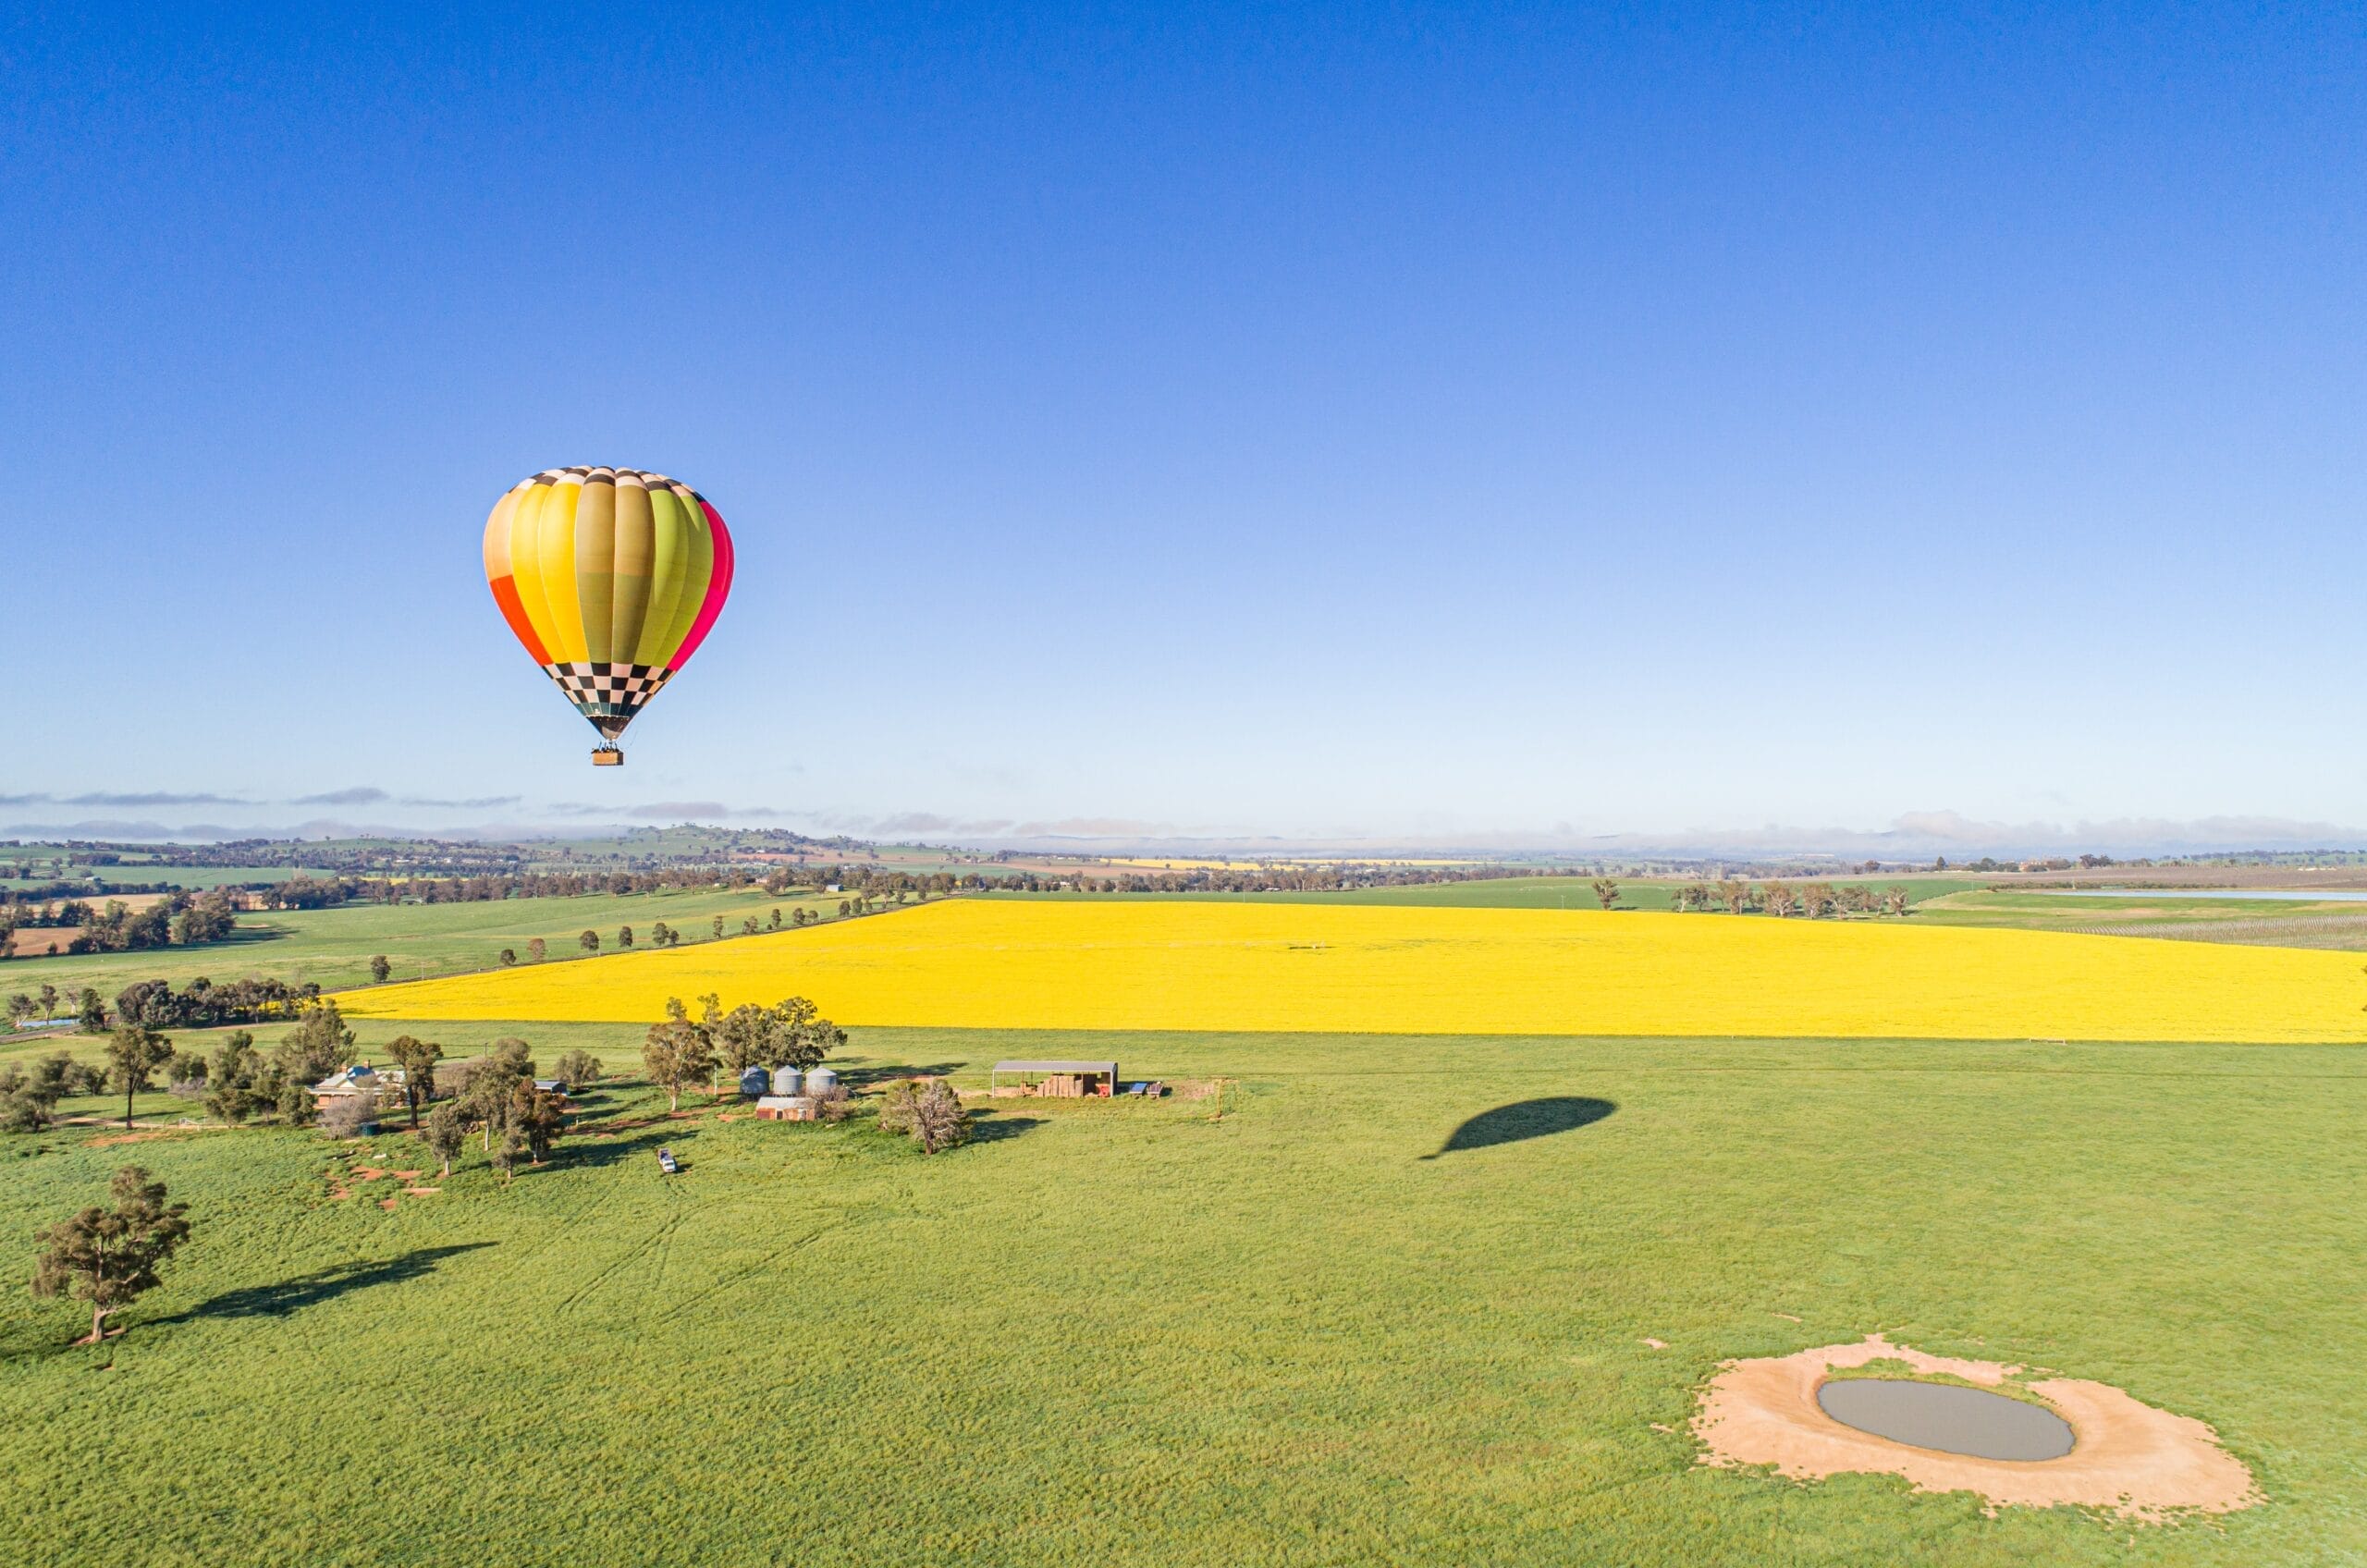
312, 1063, 399, 1111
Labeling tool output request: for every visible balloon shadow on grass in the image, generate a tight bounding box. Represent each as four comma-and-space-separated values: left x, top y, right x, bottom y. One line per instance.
161, 1243, 497, 1323
966, 1110, 1044, 1144
1421, 1097, 1617, 1159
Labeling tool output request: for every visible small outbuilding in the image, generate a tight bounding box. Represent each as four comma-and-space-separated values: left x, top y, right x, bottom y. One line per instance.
989, 1060, 1119, 1098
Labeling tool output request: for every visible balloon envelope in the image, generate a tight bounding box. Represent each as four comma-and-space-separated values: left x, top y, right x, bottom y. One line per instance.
482, 467, 734, 743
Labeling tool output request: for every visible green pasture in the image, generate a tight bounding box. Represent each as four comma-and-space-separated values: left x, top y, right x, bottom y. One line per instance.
2, 1025, 2360, 1567
1, 886, 870, 1000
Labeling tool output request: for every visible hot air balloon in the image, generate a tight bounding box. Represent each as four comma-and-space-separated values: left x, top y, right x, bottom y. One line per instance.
482, 467, 734, 765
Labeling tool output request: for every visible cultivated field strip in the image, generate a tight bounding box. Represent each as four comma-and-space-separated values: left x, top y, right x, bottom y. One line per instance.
341, 899, 2367, 1043
2061, 913, 2367, 949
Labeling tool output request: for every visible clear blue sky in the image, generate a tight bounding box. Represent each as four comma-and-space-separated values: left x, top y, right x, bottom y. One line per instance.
6, 3, 2362, 851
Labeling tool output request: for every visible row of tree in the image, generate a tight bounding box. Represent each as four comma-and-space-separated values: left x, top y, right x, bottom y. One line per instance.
10, 975, 322, 1037
0, 1013, 239, 1133
995, 864, 1572, 896
6, 985, 107, 1033
109, 975, 323, 1029
5, 983, 71, 1026
371, 864, 968, 905
483, 895, 912, 971
0, 890, 239, 959
1665, 880, 1915, 917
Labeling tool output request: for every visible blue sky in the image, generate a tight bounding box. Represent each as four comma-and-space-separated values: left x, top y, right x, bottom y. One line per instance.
5, 4, 2362, 851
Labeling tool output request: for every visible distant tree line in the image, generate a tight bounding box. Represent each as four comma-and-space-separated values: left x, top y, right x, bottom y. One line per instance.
1000, 864, 1566, 895
374, 864, 970, 905
0, 999, 342, 1132
6, 984, 114, 1035
108, 975, 323, 1029
0, 890, 239, 959
1666, 880, 1914, 918
82, 824, 837, 875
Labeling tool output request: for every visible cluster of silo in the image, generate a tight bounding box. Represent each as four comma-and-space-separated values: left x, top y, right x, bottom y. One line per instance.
753, 1062, 838, 1121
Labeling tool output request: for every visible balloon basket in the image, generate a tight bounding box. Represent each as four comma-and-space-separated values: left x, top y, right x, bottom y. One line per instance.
592, 747, 624, 767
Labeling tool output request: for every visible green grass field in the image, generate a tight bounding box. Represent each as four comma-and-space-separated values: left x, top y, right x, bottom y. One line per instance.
6, 888, 2361, 1564
2, 1023, 2360, 1567
1, 886, 866, 1000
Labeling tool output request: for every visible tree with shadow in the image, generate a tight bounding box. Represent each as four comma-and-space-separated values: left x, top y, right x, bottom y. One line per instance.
877, 1078, 970, 1153
33, 1166, 191, 1344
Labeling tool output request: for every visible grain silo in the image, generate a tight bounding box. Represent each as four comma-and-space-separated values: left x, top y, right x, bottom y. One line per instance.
771, 1064, 804, 1096
804, 1066, 839, 1097
737, 1065, 769, 1097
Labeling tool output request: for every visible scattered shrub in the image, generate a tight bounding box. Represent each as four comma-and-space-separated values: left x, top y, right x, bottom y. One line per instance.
551, 1049, 603, 1087
877, 1077, 970, 1154
317, 1091, 380, 1139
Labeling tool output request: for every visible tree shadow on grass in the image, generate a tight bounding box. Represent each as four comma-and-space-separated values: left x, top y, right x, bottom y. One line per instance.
159, 1243, 497, 1324
1421, 1097, 1617, 1159
840, 1060, 969, 1089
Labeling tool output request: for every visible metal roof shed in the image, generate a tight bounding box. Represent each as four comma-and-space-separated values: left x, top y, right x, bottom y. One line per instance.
989, 1060, 1119, 1098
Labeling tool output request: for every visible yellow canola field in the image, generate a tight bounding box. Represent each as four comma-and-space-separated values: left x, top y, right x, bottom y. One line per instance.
341, 898, 2364, 1041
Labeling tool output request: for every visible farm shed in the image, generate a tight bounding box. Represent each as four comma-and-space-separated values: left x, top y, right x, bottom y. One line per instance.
989, 1060, 1118, 1098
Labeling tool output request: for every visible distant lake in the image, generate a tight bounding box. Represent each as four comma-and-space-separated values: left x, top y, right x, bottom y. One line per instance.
2028, 888, 2367, 902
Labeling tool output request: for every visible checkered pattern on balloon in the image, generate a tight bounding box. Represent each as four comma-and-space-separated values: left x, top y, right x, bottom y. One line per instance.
544, 662, 676, 741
